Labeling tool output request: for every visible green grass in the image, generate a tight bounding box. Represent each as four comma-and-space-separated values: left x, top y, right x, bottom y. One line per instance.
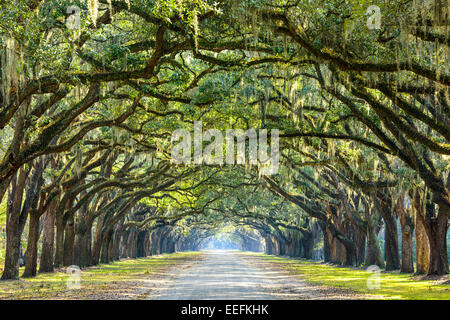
246, 253, 450, 300
0, 251, 202, 300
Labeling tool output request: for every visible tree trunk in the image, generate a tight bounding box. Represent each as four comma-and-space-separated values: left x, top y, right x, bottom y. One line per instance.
54, 214, 65, 268
126, 228, 136, 257
417, 189, 449, 276
400, 223, 414, 273
73, 230, 86, 267
365, 218, 385, 268
380, 205, 400, 270
100, 231, 110, 264
1, 176, 20, 280
111, 228, 122, 261
398, 217, 413, 273
0, 86, 27, 280
426, 205, 449, 275
39, 201, 57, 273
86, 225, 92, 266
395, 194, 414, 273
415, 212, 430, 274
21, 158, 46, 277
63, 216, 75, 266
73, 217, 92, 268
302, 233, 314, 259
22, 211, 40, 277
1, 166, 27, 280
320, 223, 331, 262
91, 217, 105, 265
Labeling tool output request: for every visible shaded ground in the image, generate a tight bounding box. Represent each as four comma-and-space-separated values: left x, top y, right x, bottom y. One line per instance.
147, 250, 369, 300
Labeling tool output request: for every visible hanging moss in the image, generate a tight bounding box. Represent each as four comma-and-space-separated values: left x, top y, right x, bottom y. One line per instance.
193, 9, 199, 52
88, 0, 98, 27
1, 36, 18, 106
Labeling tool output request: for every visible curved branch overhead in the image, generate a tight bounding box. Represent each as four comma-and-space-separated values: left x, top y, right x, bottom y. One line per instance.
0, 0, 448, 283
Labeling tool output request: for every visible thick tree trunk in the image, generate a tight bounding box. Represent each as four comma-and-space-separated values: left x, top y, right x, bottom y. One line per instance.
54, 214, 65, 267
1, 188, 20, 280
1, 167, 27, 280
264, 236, 273, 254
119, 231, 128, 258
327, 225, 354, 265
319, 223, 331, 262
39, 202, 57, 273
73, 220, 92, 268
426, 205, 449, 275
355, 228, 366, 266
126, 229, 135, 257
73, 230, 86, 267
365, 219, 385, 268
413, 190, 430, 274
399, 215, 414, 273
136, 231, 146, 257
107, 229, 115, 262
73, 217, 92, 268
63, 216, 75, 266
99, 237, 108, 264
91, 218, 104, 265
21, 158, 46, 277
396, 194, 415, 273
302, 233, 314, 259
86, 225, 92, 266
100, 229, 112, 264
1, 212, 20, 280
417, 189, 449, 276
278, 237, 286, 255
111, 233, 121, 261
415, 213, 430, 274
22, 211, 40, 277
0, 92, 28, 280
380, 205, 400, 270
400, 224, 414, 273
131, 230, 137, 258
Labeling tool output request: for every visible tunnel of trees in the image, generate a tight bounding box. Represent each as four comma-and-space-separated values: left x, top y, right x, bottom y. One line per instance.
0, 0, 449, 281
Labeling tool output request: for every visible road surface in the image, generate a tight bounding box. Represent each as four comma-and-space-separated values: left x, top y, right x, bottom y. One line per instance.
147, 250, 366, 300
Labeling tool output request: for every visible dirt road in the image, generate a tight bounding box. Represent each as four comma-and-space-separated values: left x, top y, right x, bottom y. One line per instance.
147, 250, 366, 300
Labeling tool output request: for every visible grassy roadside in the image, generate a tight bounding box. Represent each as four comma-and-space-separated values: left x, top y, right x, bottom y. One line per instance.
243, 252, 450, 300
0, 251, 202, 300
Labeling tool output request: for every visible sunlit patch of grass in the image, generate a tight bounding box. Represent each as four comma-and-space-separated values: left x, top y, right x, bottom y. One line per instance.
244, 252, 450, 300
0, 252, 202, 300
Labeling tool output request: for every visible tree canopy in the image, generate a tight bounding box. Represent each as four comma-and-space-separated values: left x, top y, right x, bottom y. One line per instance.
0, 0, 449, 280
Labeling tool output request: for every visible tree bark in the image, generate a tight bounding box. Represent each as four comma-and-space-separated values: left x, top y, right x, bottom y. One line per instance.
426, 204, 449, 275
379, 204, 400, 270
319, 223, 331, 262
1, 166, 27, 280
63, 216, 75, 266
54, 213, 65, 268
399, 212, 414, 273
91, 215, 105, 265
22, 210, 40, 277
395, 194, 415, 273
39, 201, 57, 273
415, 213, 430, 274
365, 217, 385, 268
